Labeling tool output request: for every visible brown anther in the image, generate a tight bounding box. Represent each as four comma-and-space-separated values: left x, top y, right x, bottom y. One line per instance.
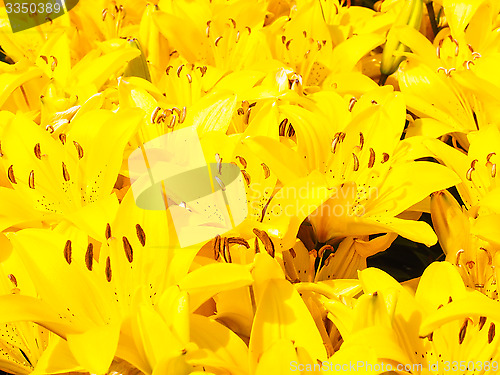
215, 36, 223, 47
64, 240, 72, 265
179, 106, 187, 123
214, 235, 221, 260
466, 167, 474, 181
463, 60, 475, 69
222, 237, 232, 263
286, 39, 292, 50
488, 322, 495, 343
241, 170, 251, 186
246, 26, 251, 35
281, 35, 286, 44
34, 143, 41, 159
199, 66, 207, 77
59, 133, 66, 145
467, 44, 474, 53
172, 107, 181, 117
229, 18, 236, 28
287, 124, 295, 137
102, 8, 108, 21
228, 237, 250, 248
136, 224, 146, 247
215, 175, 226, 191
359, 132, 364, 150
472, 52, 481, 59
371, 100, 378, 105
46, 125, 54, 133
466, 261, 475, 269
479, 316, 487, 330
262, 163, 270, 179
165, 65, 173, 75
123, 236, 133, 263
253, 228, 275, 258
254, 236, 260, 253
235, 30, 241, 43
304, 50, 310, 59
368, 148, 376, 168
302, 30, 307, 37
168, 115, 177, 129
62, 162, 70, 181
456, 249, 464, 266
348, 97, 357, 112
105, 223, 112, 240
50, 56, 58, 72
487, 152, 496, 162
73, 141, 84, 159
186, 73, 192, 84
8, 274, 17, 287
40, 55, 48, 64
206, 24, 211, 38
289, 248, 297, 258
85, 243, 94, 271
176, 65, 184, 78
448, 296, 453, 303
352, 153, 359, 171
491, 164, 496, 178
471, 159, 478, 169
317, 40, 322, 51
237, 108, 245, 115
381, 153, 389, 163
151, 106, 161, 123
279, 118, 288, 136
480, 247, 493, 265
105, 256, 112, 282
236, 156, 247, 169
28, 170, 35, 189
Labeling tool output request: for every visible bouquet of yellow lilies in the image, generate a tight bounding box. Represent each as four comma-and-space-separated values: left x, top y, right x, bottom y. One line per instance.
0, 0, 500, 374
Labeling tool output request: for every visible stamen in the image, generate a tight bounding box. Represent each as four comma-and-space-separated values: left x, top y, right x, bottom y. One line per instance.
286, 39, 292, 50
168, 115, 177, 129
281, 35, 286, 44
287, 124, 295, 137
136, 224, 146, 246
279, 118, 288, 136
186, 73, 192, 84
262, 163, 270, 179
28, 170, 35, 189
359, 132, 364, 150
368, 148, 375, 168
241, 170, 251, 186
105, 223, 111, 240
472, 52, 481, 59
206, 20, 211, 38
246, 26, 251, 35
102, 8, 107, 21
253, 228, 275, 258
123, 236, 133, 263
480, 247, 493, 265
487, 152, 496, 162
235, 31, 241, 43
62, 162, 70, 181
34, 143, 41, 159
214, 235, 221, 260
105, 256, 112, 282
479, 316, 487, 331
50, 56, 58, 72
215, 36, 223, 47
352, 153, 359, 171
151, 107, 161, 123
492, 164, 497, 178
463, 60, 474, 69
8, 274, 17, 287
382, 153, 389, 163
85, 243, 93, 271
236, 156, 247, 169
466, 167, 474, 181
459, 319, 468, 344
73, 141, 84, 159
165, 65, 173, 75
229, 18, 236, 28
177, 65, 184, 77
46, 125, 55, 133
348, 97, 357, 112
488, 322, 495, 344
40, 55, 48, 64
59, 133, 66, 145
227, 237, 250, 248
222, 237, 231, 263
254, 237, 260, 253
456, 249, 464, 266
64, 240, 72, 265
215, 153, 222, 174
8, 165, 16, 184
215, 175, 226, 191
